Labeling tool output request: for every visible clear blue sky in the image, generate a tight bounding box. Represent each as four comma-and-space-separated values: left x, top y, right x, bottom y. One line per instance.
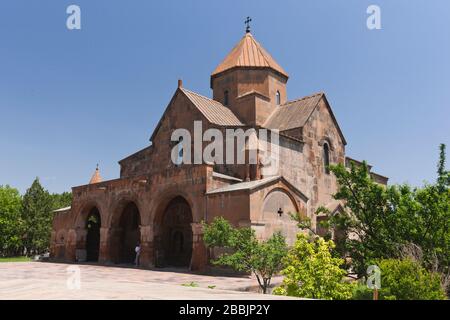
0, 0, 449, 194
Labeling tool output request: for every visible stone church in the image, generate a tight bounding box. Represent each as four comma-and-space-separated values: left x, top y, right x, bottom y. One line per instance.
50, 30, 387, 270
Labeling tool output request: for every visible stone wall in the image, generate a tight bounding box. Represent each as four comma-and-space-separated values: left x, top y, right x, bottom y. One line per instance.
249, 182, 307, 246
51, 89, 352, 271
256, 96, 346, 231
119, 146, 153, 178
51, 165, 214, 270
296, 98, 346, 228
211, 68, 287, 125
50, 208, 72, 260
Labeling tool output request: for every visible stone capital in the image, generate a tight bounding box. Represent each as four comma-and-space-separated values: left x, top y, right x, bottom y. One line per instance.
139, 225, 154, 242
190, 222, 204, 236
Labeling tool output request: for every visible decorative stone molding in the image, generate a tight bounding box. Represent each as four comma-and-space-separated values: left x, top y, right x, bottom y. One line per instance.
191, 222, 204, 244
190, 222, 203, 236
238, 220, 251, 228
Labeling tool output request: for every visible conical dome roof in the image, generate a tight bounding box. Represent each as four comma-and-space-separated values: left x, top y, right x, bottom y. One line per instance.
211, 32, 288, 78
89, 165, 102, 184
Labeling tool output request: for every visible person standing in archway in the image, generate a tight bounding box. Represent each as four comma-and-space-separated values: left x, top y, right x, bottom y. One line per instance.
134, 242, 141, 267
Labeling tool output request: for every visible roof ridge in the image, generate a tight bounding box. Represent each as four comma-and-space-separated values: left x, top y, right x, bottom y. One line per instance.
263, 92, 325, 130
281, 92, 324, 107
206, 175, 281, 194
249, 34, 271, 67
249, 34, 288, 76
181, 87, 222, 105
213, 34, 248, 72
180, 87, 244, 127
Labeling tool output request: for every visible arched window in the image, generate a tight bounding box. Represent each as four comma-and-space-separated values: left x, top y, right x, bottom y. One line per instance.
323, 143, 330, 174
224, 90, 229, 106
176, 137, 184, 166
276, 90, 281, 105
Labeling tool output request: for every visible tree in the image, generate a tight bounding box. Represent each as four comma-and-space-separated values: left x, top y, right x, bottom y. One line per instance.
352, 259, 446, 300
0, 179, 72, 257
274, 234, 354, 300
203, 217, 288, 294
21, 178, 54, 255
0, 185, 23, 256
437, 144, 450, 191
321, 144, 449, 279
50, 192, 72, 211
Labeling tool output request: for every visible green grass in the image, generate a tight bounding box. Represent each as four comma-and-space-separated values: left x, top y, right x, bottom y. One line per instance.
0, 256, 32, 263
181, 282, 199, 288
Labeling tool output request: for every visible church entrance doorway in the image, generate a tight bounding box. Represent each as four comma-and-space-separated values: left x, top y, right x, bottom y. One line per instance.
86, 207, 101, 262
155, 196, 193, 268
116, 202, 141, 264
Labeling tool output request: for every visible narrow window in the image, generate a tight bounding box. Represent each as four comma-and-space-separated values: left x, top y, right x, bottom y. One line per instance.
176, 137, 183, 166
276, 90, 281, 105
224, 90, 229, 106
323, 143, 330, 174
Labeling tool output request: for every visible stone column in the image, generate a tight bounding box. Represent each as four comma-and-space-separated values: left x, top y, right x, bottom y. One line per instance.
98, 227, 112, 264
190, 222, 207, 271
153, 224, 163, 268
139, 225, 154, 268
106, 227, 123, 264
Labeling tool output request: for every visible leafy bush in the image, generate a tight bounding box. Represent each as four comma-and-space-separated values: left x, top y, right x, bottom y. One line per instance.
352, 259, 446, 300
377, 259, 446, 300
274, 234, 354, 300
351, 283, 374, 300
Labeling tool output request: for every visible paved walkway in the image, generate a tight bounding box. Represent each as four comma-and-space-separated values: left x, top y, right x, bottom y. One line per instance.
0, 262, 296, 300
